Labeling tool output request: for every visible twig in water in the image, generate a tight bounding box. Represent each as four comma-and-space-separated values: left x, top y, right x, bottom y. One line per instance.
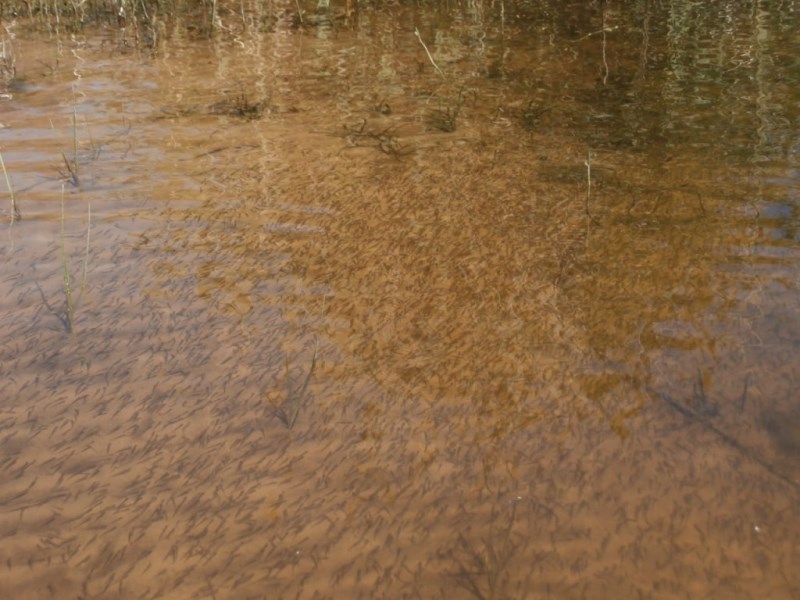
414, 27, 444, 77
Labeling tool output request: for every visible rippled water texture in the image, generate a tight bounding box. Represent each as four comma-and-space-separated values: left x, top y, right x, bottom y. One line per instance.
1, 1, 799, 598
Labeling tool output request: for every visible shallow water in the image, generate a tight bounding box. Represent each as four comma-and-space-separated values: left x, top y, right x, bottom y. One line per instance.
1, 1, 799, 598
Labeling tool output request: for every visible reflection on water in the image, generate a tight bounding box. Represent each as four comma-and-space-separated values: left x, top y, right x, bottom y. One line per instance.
1, 1, 799, 598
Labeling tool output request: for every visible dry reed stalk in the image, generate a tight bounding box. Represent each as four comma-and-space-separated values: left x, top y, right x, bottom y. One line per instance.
414, 27, 444, 77
0, 151, 20, 222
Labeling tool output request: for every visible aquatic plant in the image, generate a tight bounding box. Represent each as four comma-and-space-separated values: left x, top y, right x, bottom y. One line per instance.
60, 106, 80, 187
519, 101, 549, 131
450, 504, 523, 600
342, 119, 408, 157
33, 183, 91, 333
208, 91, 268, 120
427, 87, 476, 133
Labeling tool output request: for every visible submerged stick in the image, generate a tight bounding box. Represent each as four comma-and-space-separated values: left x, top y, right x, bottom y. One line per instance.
647, 386, 800, 493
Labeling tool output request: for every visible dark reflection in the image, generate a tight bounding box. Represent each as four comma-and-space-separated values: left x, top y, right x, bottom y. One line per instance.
155, 0, 800, 439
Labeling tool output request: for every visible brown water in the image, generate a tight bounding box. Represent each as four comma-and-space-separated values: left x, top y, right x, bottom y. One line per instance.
1, 1, 799, 598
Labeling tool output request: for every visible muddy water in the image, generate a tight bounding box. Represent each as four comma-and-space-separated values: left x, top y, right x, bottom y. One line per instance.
1, 1, 799, 598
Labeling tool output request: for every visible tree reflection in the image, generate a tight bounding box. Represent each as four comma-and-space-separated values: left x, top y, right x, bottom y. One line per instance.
151, 0, 800, 443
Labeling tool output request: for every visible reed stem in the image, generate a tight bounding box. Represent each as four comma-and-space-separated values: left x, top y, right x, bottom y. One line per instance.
0, 151, 20, 222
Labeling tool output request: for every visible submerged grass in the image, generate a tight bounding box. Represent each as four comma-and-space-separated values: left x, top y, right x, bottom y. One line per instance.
427, 88, 476, 133
450, 504, 523, 600
342, 119, 410, 157
34, 178, 91, 333
270, 339, 318, 429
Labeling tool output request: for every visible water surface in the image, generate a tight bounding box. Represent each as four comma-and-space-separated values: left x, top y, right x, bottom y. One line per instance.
1, 1, 799, 598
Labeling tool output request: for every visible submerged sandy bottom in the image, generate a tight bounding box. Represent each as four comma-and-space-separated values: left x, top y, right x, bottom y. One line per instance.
2, 285, 798, 600
1, 7, 800, 599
